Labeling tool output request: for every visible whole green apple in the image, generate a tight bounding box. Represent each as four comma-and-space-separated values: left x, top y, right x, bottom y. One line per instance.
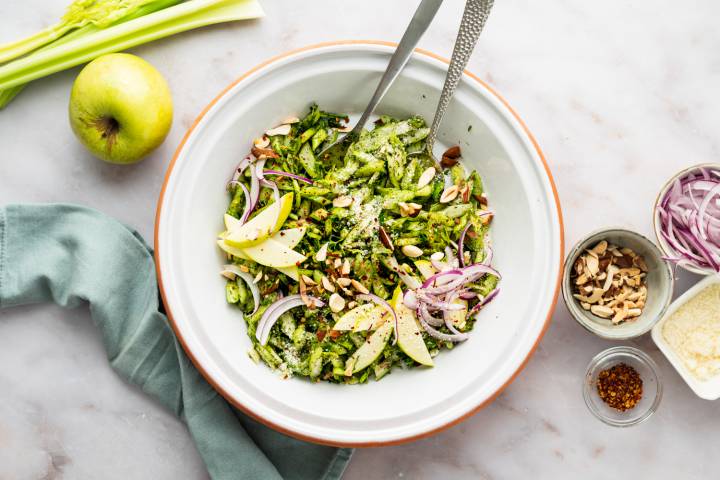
69, 53, 173, 164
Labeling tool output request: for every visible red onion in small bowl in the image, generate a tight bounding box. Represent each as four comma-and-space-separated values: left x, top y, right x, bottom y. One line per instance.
653, 164, 720, 275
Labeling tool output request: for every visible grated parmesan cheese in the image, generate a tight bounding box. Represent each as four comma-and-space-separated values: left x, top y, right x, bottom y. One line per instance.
663, 283, 720, 381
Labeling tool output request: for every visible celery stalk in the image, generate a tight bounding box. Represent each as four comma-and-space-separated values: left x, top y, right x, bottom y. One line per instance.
0, 25, 75, 65
0, 0, 182, 109
0, 0, 264, 91
0, 0, 176, 64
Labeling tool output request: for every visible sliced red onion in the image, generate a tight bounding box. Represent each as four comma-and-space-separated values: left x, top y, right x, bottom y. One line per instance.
469, 288, 500, 316
229, 156, 251, 185
457, 223, 472, 267
421, 269, 463, 288
417, 303, 445, 327
221, 264, 260, 315
417, 309, 468, 342
256, 294, 324, 345
255, 158, 267, 180
243, 162, 261, 224
430, 258, 452, 272
416, 291, 466, 311
459, 290, 477, 300
230, 182, 251, 226
356, 293, 398, 344
263, 170, 313, 185
403, 290, 418, 310
658, 167, 720, 271
261, 178, 280, 206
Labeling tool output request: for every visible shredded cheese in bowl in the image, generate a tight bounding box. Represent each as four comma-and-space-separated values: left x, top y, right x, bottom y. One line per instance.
662, 283, 720, 381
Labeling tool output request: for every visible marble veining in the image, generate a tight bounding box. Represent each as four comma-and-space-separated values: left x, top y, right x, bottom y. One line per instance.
2, 0, 720, 478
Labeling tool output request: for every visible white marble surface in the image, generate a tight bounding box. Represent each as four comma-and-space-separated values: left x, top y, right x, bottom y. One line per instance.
1, 0, 719, 478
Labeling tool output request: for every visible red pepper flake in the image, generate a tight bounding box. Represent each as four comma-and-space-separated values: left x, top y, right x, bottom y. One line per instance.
596, 363, 643, 411
316, 331, 326, 341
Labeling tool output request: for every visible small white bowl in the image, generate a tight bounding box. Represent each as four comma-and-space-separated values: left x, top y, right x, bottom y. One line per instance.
652, 163, 720, 276
562, 228, 674, 340
651, 273, 720, 400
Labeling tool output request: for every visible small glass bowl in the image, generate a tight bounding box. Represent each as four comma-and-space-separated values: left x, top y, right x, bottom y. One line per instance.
583, 346, 663, 427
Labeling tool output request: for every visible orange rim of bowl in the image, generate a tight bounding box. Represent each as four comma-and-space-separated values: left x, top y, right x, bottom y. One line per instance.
154, 40, 565, 447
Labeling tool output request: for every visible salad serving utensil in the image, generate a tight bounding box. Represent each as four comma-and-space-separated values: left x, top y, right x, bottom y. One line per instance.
319, 0, 443, 157
425, 0, 494, 168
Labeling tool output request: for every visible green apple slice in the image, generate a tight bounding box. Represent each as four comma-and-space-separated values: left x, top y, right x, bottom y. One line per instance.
215, 239, 298, 280
345, 320, 393, 375
445, 297, 468, 329
413, 259, 437, 280
332, 304, 386, 331
241, 237, 306, 268
271, 226, 306, 249
224, 213, 243, 232
224, 192, 294, 248
391, 287, 433, 367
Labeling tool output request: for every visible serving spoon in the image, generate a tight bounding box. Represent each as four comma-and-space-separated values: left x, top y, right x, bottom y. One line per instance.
426, 0, 494, 169
319, 0, 444, 158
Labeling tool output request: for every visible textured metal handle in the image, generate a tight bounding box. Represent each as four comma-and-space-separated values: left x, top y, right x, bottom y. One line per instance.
427, 0, 494, 149
352, 0, 444, 135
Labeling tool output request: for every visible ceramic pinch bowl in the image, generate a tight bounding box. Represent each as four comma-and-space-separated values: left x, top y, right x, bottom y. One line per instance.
562, 228, 674, 340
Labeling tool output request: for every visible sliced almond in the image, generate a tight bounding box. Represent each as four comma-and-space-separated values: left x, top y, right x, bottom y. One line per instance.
253, 136, 270, 148
585, 254, 600, 276
337, 125, 352, 133
220, 270, 236, 280
341, 259, 351, 276
321, 276, 335, 292
301, 274, 316, 286
417, 167, 436, 188
430, 251, 444, 261
251, 146, 279, 160
460, 184, 471, 203
401, 245, 423, 258
591, 240, 608, 256
440, 185, 459, 203
590, 305, 614, 318
336, 277, 351, 287
602, 265, 619, 291
315, 243, 329, 262
379, 226, 394, 251
398, 202, 422, 217
281, 116, 300, 124
350, 279, 370, 294
333, 258, 342, 269
253, 271, 263, 284
333, 196, 353, 208
329, 293, 345, 313
265, 124, 292, 136
441, 145, 461, 168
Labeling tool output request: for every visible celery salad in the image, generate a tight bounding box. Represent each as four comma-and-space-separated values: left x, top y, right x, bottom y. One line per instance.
217, 105, 500, 384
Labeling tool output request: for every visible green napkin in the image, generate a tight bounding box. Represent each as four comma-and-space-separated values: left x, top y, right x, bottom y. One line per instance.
0, 204, 352, 480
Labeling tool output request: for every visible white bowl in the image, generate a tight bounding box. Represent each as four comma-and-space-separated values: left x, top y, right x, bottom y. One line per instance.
651, 274, 720, 400
155, 41, 564, 446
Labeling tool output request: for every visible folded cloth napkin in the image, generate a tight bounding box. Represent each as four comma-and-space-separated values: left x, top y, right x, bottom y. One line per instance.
0, 204, 352, 480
